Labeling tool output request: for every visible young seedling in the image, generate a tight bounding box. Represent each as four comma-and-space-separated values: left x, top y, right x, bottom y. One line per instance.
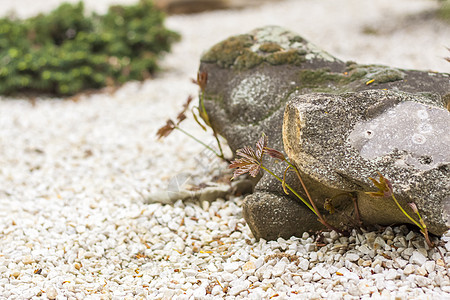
229, 133, 344, 234
366, 172, 433, 248
156, 71, 229, 163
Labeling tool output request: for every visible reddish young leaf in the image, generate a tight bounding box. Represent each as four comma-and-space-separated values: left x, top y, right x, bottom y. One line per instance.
229, 134, 267, 180
229, 157, 261, 179
256, 133, 268, 161
236, 146, 259, 164
264, 147, 285, 161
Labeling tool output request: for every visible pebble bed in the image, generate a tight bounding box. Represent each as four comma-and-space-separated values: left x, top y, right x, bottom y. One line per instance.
1, 0, 449, 299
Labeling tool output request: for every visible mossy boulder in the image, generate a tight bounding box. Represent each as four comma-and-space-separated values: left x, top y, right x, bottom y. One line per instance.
199, 26, 450, 240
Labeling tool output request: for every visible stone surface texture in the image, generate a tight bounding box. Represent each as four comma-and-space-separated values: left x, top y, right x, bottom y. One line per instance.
284, 90, 449, 235
199, 25, 450, 240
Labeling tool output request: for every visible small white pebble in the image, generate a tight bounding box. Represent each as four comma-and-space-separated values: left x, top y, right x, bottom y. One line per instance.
46, 287, 58, 300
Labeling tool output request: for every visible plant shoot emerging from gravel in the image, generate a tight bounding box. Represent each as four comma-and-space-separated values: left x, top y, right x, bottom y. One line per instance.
157, 71, 229, 163
229, 133, 343, 234
367, 172, 433, 248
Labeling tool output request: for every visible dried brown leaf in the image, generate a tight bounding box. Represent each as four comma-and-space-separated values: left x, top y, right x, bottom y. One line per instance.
193, 71, 208, 91
156, 119, 176, 139
176, 96, 193, 124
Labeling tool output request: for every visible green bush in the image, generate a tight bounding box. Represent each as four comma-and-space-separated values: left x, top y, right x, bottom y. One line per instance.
438, 0, 450, 23
0, 0, 180, 96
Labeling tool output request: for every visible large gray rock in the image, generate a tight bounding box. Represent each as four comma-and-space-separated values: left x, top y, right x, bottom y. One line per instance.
199, 25, 450, 240
283, 90, 450, 235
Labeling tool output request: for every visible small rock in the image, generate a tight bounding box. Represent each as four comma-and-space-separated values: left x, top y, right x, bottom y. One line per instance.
305, 243, 316, 252
242, 261, 256, 275
272, 261, 287, 277
424, 261, 435, 273
302, 272, 313, 282
330, 230, 339, 241
22, 255, 34, 265
46, 287, 58, 300
345, 253, 360, 262
410, 251, 427, 265
402, 248, 414, 258
385, 269, 398, 280
394, 258, 408, 269
358, 245, 373, 256
312, 273, 322, 281
193, 286, 206, 299
365, 232, 377, 247
207, 263, 218, 273
314, 266, 331, 279
403, 264, 415, 275
445, 242, 450, 252
298, 258, 309, 271
183, 269, 197, 277
416, 266, 427, 276
221, 272, 237, 282
373, 237, 386, 250
415, 276, 432, 287
382, 227, 395, 240
361, 260, 372, 267
10, 270, 20, 278
263, 267, 272, 279
223, 262, 240, 273
228, 280, 250, 296
405, 231, 416, 241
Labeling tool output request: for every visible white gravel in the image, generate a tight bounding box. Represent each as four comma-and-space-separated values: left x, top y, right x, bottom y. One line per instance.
1, 0, 450, 299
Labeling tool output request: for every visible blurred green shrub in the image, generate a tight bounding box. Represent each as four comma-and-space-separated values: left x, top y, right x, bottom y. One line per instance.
438, 0, 450, 23
0, 0, 180, 96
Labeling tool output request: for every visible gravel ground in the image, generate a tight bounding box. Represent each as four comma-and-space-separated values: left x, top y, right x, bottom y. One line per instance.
0, 0, 449, 299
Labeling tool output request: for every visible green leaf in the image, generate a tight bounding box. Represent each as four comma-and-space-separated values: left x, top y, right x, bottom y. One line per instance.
192, 108, 207, 131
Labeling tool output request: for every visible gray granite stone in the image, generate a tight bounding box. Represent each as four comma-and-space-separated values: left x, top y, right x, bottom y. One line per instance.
199, 25, 450, 240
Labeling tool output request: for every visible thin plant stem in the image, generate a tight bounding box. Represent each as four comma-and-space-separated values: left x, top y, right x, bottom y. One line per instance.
352, 195, 362, 226
199, 90, 227, 162
174, 126, 225, 161
286, 161, 344, 234
391, 194, 433, 247
260, 165, 317, 215
212, 128, 227, 162
391, 194, 423, 229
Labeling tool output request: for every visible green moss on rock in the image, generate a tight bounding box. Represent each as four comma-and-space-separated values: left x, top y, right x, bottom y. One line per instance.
266, 49, 306, 66
201, 34, 254, 68
259, 42, 282, 53
297, 65, 405, 91
289, 35, 304, 43
298, 68, 346, 87
234, 49, 264, 70
371, 68, 405, 84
